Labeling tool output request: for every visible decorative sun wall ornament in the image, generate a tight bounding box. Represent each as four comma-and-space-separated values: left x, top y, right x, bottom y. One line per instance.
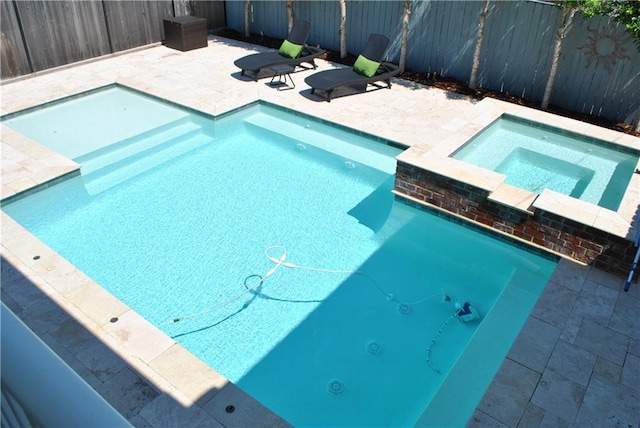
578, 25, 632, 75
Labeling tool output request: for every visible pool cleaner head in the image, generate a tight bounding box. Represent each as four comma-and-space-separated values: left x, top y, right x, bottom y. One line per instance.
454, 301, 481, 323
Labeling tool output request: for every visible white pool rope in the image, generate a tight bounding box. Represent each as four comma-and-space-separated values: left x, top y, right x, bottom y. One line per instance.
161, 245, 444, 327
262, 245, 444, 307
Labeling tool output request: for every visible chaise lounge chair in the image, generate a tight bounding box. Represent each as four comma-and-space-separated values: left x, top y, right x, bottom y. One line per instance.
233, 19, 325, 81
304, 34, 402, 101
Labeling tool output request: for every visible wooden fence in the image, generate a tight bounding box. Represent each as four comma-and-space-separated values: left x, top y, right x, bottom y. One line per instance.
2, 0, 638, 125
226, 0, 640, 125
0, 0, 225, 80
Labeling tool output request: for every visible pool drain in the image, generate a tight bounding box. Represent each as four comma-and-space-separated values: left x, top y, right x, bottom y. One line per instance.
344, 161, 356, 169
366, 340, 384, 356
327, 379, 345, 395
397, 303, 411, 315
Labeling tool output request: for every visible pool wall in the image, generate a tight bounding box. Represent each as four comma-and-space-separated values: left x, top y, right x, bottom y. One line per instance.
394, 99, 640, 279
393, 164, 636, 278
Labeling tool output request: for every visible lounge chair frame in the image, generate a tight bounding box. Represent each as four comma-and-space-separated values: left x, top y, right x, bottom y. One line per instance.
306, 62, 401, 101
233, 20, 325, 81
304, 34, 401, 101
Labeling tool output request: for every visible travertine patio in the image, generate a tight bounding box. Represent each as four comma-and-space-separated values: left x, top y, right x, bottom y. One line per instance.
1, 35, 639, 427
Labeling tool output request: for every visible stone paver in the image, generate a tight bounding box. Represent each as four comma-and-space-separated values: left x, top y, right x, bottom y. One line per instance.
1, 37, 639, 428
475, 359, 540, 426
507, 316, 560, 373
531, 369, 586, 422
546, 339, 596, 387
575, 373, 640, 427
574, 319, 629, 366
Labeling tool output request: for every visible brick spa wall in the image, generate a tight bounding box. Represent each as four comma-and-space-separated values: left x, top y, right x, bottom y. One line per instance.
395, 161, 637, 279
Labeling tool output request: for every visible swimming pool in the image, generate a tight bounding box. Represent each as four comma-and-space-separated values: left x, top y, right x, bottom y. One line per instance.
1, 87, 557, 426
451, 115, 639, 211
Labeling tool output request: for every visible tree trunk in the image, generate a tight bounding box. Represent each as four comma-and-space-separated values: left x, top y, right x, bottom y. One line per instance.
635, 115, 640, 132
541, 4, 576, 109
244, 0, 251, 38
340, 0, 347, 58
286, 0, 294, 33
399, 0, 410, 71
469, 0, 490, 90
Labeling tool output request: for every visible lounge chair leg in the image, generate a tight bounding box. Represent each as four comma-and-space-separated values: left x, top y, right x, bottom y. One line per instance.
326, 90, 333, 102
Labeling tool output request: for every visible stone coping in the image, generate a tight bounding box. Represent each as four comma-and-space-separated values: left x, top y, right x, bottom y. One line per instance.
396, 98, 640, 241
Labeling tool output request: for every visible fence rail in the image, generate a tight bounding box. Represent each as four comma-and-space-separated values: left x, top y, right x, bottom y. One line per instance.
226, 0, 640, 125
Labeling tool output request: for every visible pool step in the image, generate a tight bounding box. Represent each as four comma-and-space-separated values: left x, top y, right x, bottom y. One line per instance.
242, 112, 399, 173
77, 118, 203, 174
80, 127, 212, 195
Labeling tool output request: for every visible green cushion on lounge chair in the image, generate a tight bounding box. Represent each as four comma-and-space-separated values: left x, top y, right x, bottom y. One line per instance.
279, 40, 303, 58
353, 55, 380, 77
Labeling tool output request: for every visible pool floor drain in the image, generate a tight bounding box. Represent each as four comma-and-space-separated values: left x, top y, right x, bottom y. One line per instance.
327, 379, 345, 395
366, 340, 384, 356
397, 303, 412, 315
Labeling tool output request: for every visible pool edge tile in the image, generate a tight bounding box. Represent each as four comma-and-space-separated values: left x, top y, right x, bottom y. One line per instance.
103, 308, 176, 364
148, 342, 229, 405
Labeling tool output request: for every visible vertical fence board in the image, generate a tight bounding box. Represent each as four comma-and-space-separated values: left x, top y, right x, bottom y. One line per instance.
441, 1, 477, 79
517, 2, 550, 99
294, 0, 337, 48
224, 0, 243, 32
104, 1, 173, 52
173, 0, 190, 17
191, 1, 226, 30
250, 0, 288, 38
1, 1, 32, 79
406, 0, 434, 74
345, 1, 367, 53
15, 0, 110, 72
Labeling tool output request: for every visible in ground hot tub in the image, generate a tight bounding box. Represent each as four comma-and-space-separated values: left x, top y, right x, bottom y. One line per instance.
394, 98, 640, 278
450, 114, 638, 211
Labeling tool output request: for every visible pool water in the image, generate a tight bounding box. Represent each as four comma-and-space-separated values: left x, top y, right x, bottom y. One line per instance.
2, 86, 190, 159
451, 115, 639, 211
1, 88, 557, 427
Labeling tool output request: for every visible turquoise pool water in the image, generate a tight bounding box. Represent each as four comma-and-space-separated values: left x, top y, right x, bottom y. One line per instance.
2, 86, 190, 159
1, 87, 557, 427
451, 115, 638, 211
